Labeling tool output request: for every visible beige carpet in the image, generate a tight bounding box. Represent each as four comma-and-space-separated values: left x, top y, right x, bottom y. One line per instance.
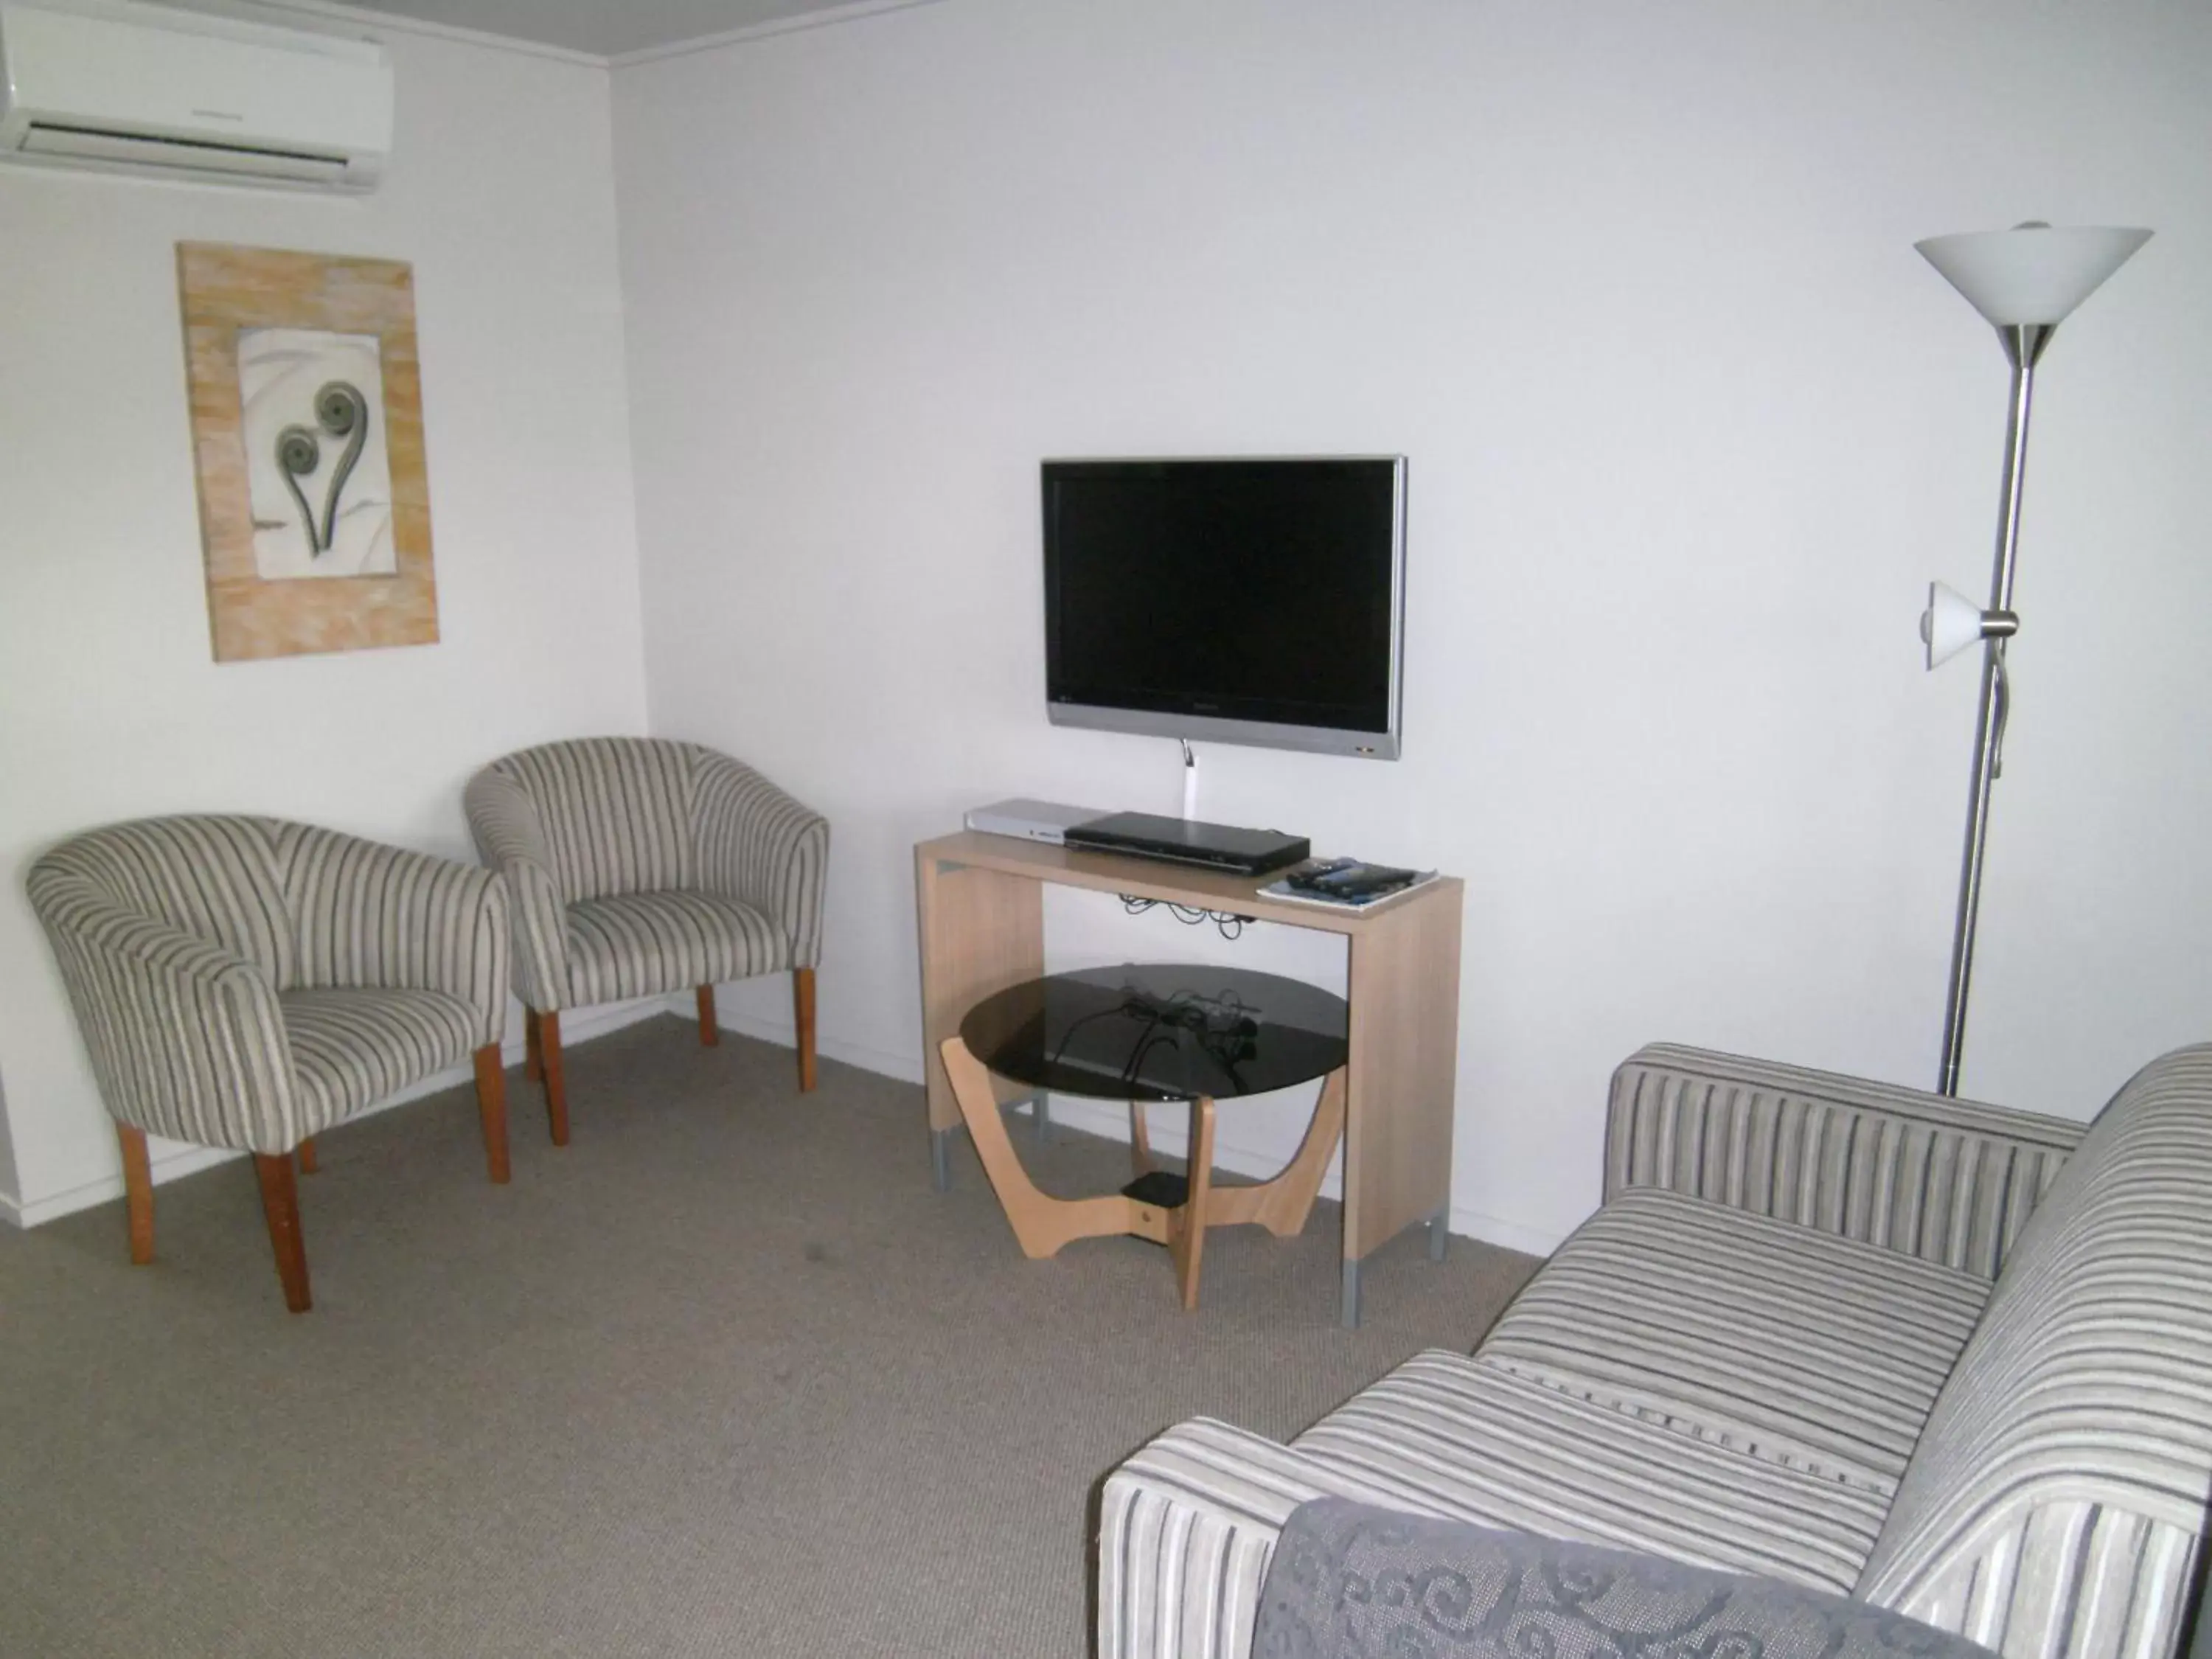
0, 1015, 1537, 1658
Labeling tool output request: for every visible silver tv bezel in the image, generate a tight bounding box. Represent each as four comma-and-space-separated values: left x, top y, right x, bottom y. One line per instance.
1041, 455, 1407, 762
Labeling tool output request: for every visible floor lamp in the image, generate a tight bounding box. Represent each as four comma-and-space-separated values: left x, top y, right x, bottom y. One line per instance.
1915, 221, 2152, 1096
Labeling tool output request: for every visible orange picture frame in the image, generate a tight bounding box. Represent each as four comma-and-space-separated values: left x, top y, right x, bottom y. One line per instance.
177, 241, 437, 661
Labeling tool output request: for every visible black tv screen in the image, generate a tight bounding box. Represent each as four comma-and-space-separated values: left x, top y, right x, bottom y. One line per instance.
1041, 457, 1406, 759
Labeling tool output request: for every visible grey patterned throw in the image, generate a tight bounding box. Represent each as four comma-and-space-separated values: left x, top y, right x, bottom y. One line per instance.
1255, 1499, 1997, 1659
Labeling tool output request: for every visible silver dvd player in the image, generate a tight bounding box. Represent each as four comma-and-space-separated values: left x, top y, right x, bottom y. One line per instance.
963, 798, 1110, 846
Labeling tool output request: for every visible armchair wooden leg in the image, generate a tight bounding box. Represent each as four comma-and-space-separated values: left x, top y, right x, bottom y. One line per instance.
524, 1009, 544, 1082
252, 1153, 312, 1314
696, 984, 720, 1046
793, 967, 818, 1093
473, 1043, 511, 1184
538, 1009, 571, 1147
117, 1124, 154, 1266
298, 1137, 319, 1175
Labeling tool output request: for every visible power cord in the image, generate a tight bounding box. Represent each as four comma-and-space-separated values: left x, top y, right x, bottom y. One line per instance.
1119, 894, 1252, 941
1048, 984, 1262, 1090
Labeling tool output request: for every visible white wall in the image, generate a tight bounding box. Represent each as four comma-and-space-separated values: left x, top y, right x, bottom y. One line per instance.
613, 0, 2212, 1254
0, 20, 650, 1222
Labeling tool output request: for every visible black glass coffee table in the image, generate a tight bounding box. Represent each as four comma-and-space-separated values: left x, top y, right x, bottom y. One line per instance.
941, 964, 1350, 1310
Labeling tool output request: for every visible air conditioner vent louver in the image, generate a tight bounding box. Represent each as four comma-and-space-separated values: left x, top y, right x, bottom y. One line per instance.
0, 0, 391, 192
22, 120, 349, 181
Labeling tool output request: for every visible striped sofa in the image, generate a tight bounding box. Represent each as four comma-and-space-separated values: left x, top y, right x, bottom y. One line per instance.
27, 815, 511, 1313
1099, 1042, 2212, 1659
464, 738, 830, 1142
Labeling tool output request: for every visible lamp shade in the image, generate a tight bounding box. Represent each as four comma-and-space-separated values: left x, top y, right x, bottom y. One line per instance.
1916, 223, 2152, 327
1922, 581, 1989, 669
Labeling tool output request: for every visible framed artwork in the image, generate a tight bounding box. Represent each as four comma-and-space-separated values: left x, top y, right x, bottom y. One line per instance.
176, 243, 437, 661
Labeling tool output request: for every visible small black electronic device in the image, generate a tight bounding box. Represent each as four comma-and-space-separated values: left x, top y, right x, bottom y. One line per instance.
1063, 812, 1310, 876
1121, 1169, 1191, 1212
1285, 859, 1419, 900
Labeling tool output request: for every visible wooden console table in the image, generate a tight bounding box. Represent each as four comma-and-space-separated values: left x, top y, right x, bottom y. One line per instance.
914, 831, 1464, 1326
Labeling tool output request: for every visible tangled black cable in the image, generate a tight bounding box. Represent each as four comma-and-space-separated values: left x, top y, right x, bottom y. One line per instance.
1048, 984, 1260, 1092
1119, 894, 1251, 941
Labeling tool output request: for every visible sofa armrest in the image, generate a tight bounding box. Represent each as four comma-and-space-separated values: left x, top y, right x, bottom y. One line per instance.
691, 752, 830, 969
276, 825, 510, 1047
464, 766, 569, 1012
27, 868, 299, 1153
1606, 1043, 2085, 1279
1098, 1419, 1434, 1659
1259, 1498, 1997, 1659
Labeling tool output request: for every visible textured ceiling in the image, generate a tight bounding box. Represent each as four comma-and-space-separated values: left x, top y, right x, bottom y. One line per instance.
339, 0, 898, 57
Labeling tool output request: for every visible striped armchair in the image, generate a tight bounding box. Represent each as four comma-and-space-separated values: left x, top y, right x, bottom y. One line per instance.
1099, 1042, 2212, 1659
27, 815, 511, 1313
463, 738, 829, 1142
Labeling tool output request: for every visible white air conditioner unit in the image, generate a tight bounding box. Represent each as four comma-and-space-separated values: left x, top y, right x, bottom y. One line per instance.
0, 0, 391, 190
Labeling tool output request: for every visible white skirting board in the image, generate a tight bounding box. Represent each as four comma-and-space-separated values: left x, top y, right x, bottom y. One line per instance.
0, 998, 673, 1231
712, 1004, 1565, 1261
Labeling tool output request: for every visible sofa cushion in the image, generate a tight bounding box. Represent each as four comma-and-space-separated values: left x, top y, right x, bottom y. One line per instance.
1292, 1351, 1890, 1595
280, 987, 479, 1135
564, 889, 789, 1007
1256, 1498, 1998, 1659
1478, 1186, 1990, 1496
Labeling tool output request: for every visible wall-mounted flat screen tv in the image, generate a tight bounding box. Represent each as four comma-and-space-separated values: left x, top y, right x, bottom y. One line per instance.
1041, 456, 1406, 759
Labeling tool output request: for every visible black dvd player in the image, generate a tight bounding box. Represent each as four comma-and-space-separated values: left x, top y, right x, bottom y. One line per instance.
1062, 812, 1310, 876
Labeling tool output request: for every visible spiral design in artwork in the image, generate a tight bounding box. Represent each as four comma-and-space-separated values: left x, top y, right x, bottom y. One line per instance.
276, 425, 324, 555
312, 380, 369, 554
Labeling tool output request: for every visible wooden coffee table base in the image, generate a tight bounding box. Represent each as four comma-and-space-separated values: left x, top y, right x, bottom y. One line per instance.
937, 1036, 1347, 1311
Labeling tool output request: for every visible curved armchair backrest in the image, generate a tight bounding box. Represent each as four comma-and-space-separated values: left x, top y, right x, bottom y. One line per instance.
483, 739, 700, 903
33, 816, 294, 984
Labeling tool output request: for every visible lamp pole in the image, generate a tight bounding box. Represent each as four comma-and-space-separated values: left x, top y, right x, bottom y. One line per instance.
1935, 324, 2050, 1096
